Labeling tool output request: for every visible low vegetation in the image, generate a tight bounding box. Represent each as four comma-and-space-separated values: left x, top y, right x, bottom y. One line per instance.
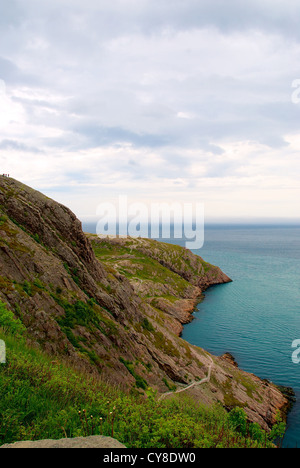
0, 301, 285, 448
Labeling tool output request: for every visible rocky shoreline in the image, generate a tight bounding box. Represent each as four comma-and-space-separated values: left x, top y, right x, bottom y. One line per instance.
0, 176, 291, 432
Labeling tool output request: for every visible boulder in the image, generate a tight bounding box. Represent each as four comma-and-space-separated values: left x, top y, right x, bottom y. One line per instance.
0, 436, 126, 449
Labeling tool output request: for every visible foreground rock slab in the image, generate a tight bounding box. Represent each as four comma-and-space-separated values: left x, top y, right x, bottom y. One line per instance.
0, 436, 126, 449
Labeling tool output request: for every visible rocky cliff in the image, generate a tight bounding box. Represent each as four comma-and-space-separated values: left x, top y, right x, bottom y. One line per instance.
0, 176, 288, 430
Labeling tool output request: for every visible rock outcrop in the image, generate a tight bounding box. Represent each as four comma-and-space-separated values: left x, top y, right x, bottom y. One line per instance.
0, 176, 289, 430
0, 436, 126, 449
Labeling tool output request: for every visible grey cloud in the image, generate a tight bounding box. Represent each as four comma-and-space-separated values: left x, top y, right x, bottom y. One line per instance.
0, 0, 24, 28
0, 56, 33, 86
71, 124, 171, 149
11, 0, 300, 38
0, 56, 40, 88
0, 139, 43, 154
0, 57, 21, 83
0, 0, 300, 212
141, 0, 300, 37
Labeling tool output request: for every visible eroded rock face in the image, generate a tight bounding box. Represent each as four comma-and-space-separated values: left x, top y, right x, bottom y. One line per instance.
221, 353, 239, 368
0, 436, 126, 449
0, 176, 289, 430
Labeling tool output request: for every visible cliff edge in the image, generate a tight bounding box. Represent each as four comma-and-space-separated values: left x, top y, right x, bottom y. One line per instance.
0, 176, 288, 431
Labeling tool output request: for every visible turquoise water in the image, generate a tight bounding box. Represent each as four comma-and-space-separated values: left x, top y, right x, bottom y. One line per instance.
180, 225, 300, 448
83, 222, 300, 448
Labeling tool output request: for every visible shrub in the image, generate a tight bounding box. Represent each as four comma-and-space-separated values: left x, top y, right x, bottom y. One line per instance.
0, 301, 25, 336
141, 318, 155, 332
228, 407, 247, 435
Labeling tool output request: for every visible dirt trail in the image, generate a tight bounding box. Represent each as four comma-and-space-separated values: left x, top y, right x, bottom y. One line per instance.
159, 354, 214, 401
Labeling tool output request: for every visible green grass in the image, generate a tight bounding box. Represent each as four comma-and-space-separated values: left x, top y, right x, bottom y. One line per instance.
90, 238, 194, 298
0, 299, 286, 448
0, 334, 285, 447
119, 357, 148, 390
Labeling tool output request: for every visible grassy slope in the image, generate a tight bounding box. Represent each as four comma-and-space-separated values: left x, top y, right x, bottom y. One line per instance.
89, 236, 203, 321
0, 304, 285, 448
90, 237, 192, 289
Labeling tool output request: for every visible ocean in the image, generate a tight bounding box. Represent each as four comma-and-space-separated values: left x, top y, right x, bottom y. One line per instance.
83, 222, 300, 448
182, 225, 300, 448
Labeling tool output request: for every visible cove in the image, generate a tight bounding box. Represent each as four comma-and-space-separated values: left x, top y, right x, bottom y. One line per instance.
179, 225, 300, 448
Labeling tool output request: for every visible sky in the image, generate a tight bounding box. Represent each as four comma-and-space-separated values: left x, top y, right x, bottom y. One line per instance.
1, 0, 300, 223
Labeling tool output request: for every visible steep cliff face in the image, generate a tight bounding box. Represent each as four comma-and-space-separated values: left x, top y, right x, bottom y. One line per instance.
0, 176, 288, 430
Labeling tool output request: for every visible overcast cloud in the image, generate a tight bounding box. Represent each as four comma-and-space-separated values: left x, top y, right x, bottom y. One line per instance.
1, 0, 300, 221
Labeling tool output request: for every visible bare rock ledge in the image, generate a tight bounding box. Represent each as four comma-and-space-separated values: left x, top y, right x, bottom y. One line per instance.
0, 436, 126, 449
